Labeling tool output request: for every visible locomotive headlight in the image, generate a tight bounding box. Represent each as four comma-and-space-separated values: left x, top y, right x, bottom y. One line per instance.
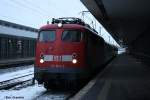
40, 59, 44, 63
72, 59, 77, 64
58, 23, 63, 27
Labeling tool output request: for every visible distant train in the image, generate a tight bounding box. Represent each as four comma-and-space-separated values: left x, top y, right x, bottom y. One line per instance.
0, 20, 37, 67
34, 17, 117, 89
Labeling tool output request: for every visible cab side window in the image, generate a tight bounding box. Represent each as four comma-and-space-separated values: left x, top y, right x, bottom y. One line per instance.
62, 30, 82, 42
39, 31, 55, 42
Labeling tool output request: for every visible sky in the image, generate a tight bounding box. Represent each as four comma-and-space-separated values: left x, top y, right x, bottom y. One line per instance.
0, 0, 119, 47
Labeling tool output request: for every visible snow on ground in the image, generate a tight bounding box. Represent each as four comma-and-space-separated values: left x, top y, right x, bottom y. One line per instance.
0, 84, 46, 100
0, 65, 33, 75
0, 65, 70, 100
0, 65, 47, 100
0, 65, 34, 82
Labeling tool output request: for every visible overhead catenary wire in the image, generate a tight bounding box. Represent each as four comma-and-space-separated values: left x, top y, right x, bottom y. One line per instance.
5, 0, 50, 18
0, 0, 51, 28
24, 0, 51, 15
0, 14, 25, 24
0, 0, 27, 23
1, 0, 46, 19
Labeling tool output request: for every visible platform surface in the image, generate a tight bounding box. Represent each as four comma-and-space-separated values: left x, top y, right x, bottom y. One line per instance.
0, 57, 34, 66
74, 54, 150, 100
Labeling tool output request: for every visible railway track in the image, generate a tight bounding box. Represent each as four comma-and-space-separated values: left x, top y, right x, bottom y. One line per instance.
0, 72, 34, 90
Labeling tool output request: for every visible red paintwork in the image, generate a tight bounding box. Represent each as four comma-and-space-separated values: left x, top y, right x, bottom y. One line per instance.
35, 24, 86, 69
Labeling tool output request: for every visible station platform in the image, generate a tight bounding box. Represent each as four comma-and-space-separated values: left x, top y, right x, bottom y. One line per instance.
72, 54, 150, 100
0, 57, 34, 67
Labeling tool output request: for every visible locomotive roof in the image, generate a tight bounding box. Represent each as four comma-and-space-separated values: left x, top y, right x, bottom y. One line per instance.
40, 24, 85, 30
40, 17, 99, 35
40, 23, 100, 37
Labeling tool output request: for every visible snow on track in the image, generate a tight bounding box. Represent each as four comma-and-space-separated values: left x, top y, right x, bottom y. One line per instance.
0, 65, 72, 100
0, 67, 34, 82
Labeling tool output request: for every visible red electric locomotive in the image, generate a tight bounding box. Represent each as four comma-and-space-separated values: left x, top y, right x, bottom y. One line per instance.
34, 17, 116, 89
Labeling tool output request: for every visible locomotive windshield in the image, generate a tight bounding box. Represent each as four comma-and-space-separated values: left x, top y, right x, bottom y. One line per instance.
39, 31, 55, 42
62, 30, 82, 42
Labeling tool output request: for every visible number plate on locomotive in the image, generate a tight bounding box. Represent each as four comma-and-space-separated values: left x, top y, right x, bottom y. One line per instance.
44, 55, 53, 61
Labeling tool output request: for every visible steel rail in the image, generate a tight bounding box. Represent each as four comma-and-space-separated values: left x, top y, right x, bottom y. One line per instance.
0, 73, 34, 89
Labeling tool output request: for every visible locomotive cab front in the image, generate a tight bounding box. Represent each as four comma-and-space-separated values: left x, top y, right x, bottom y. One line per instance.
34, 24, 87, 87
